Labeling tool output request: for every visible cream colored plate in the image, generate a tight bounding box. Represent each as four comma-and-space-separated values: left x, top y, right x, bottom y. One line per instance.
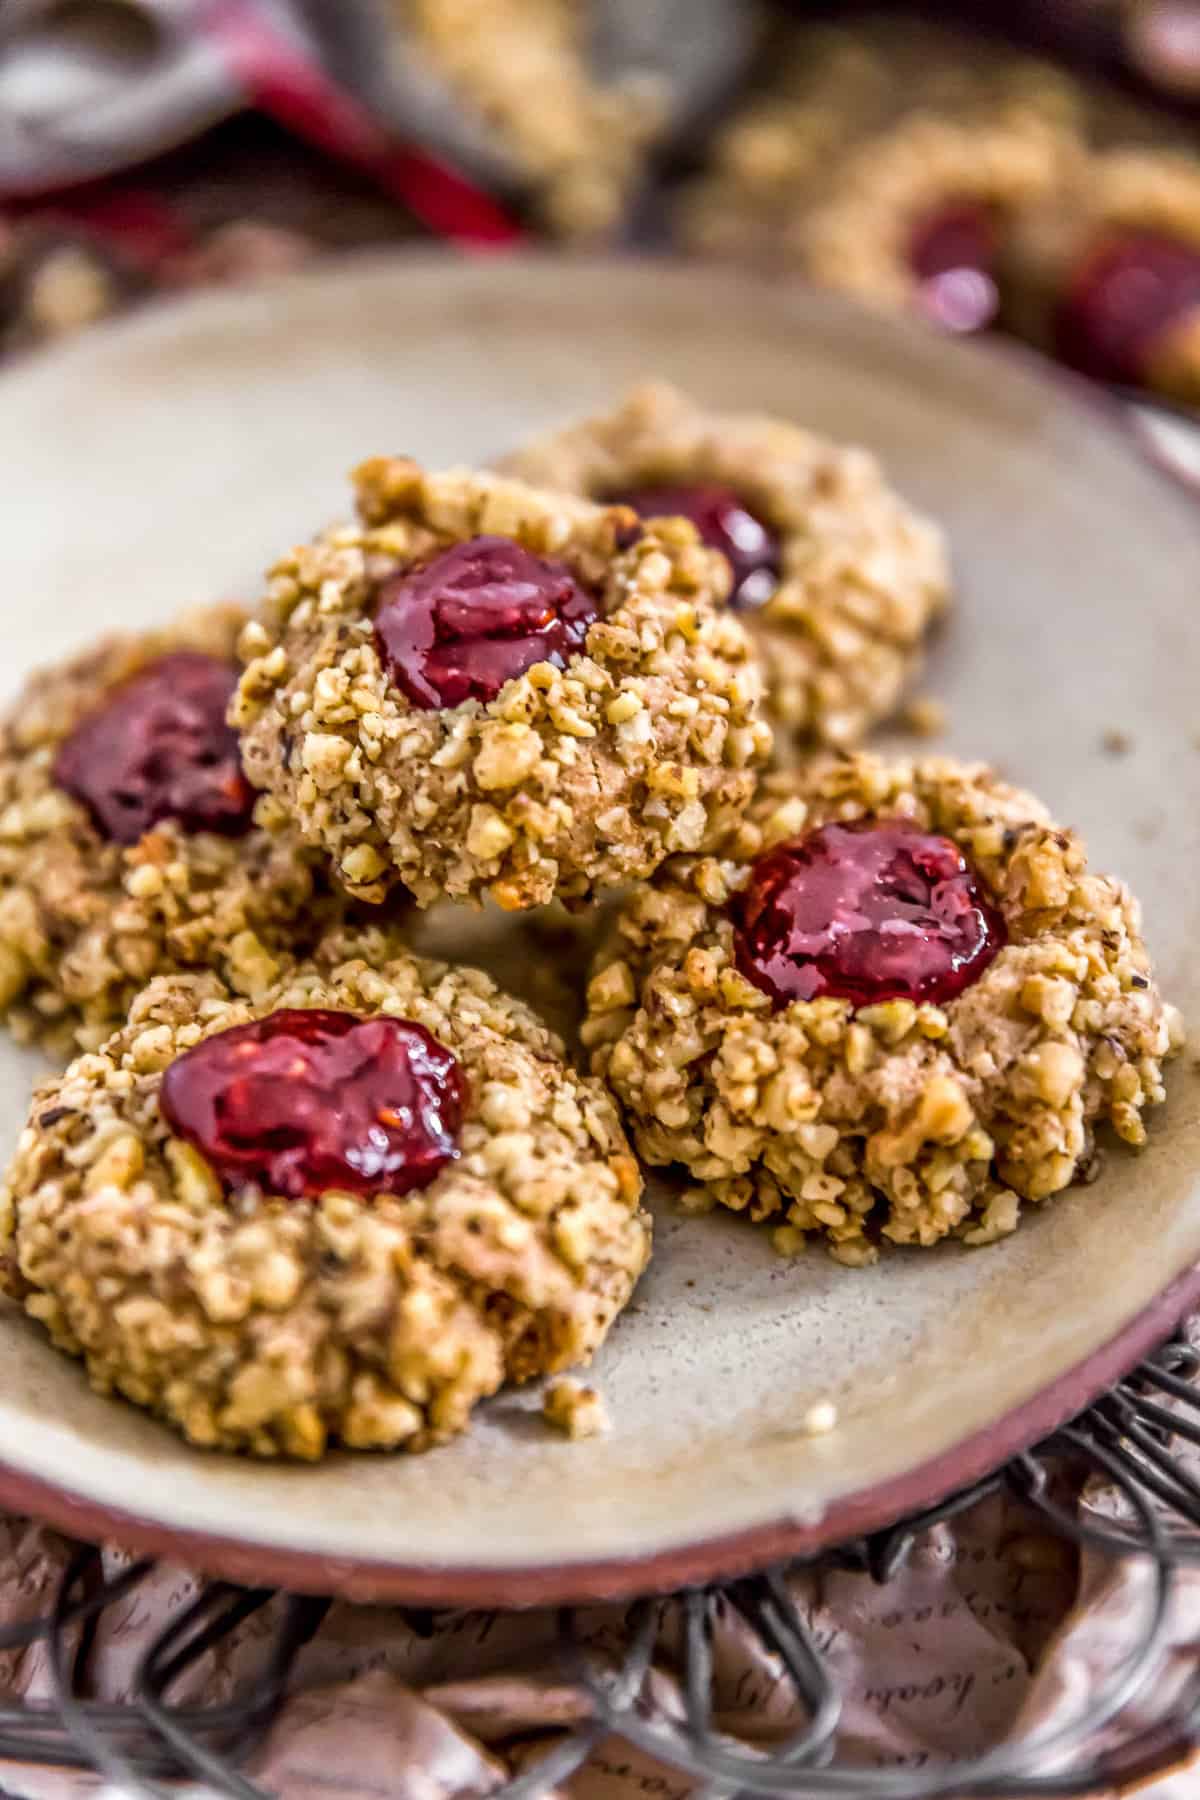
0, 256, 1198, 1605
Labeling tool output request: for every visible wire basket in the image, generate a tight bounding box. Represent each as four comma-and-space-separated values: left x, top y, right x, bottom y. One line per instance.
0, 1335, 1197, 1798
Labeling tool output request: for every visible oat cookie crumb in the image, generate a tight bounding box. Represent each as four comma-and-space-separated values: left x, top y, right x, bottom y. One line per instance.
901, 696, 947, 738
543, 1376, 610, 1439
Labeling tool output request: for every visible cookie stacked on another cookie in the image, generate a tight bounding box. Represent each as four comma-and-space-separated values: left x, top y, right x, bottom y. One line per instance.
234, 457, 772, 909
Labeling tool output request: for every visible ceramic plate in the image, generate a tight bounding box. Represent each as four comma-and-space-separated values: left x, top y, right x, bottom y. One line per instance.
0, 257, 1198, 1606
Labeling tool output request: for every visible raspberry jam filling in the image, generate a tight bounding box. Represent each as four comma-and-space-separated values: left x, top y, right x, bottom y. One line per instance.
732, 819, 1005, 1009
1056, 228, 1200, 383
908, 199, 1000, 334
159, 1009, 467, 1199
54, 652, 254, 846
611, 482, 780, 610
373, 534, 598, 710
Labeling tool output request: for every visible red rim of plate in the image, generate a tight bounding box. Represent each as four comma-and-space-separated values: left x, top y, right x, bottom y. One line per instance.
0, 1262, 1192, 1607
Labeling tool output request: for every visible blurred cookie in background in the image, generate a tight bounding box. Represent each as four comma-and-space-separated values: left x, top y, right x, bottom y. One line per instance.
678, 16, 1086, 332
1005, 147, 1200, 403
798, 110, 1074, 335
678, 8, 1200, 408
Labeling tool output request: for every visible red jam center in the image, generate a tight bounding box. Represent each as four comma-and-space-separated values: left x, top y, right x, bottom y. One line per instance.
53, 652, 254, 846
159, 1008, 467, 1199
908, 200, 1000, 334
611, 482, 781, 610
1056, 228, 1200, 383
373, 534, 598, 710
732, 819, 1005, 1009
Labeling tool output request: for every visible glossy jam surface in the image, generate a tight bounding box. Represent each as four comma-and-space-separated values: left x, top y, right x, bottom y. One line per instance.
373, 534, 598, 709
159, 1009, 467, 1199
53, 652, 254, 845
732, 819, 1006, 1009
908, 199, 1000, 333
1056, 228, 1200, 383
611, 482, 781, 610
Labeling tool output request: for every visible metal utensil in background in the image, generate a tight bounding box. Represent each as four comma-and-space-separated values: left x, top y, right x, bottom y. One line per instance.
0, 0, 252, 194
0, 0, 756, 235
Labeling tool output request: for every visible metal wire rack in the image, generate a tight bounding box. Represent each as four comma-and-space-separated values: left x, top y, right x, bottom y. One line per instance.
1, 1336, 1199, 1799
